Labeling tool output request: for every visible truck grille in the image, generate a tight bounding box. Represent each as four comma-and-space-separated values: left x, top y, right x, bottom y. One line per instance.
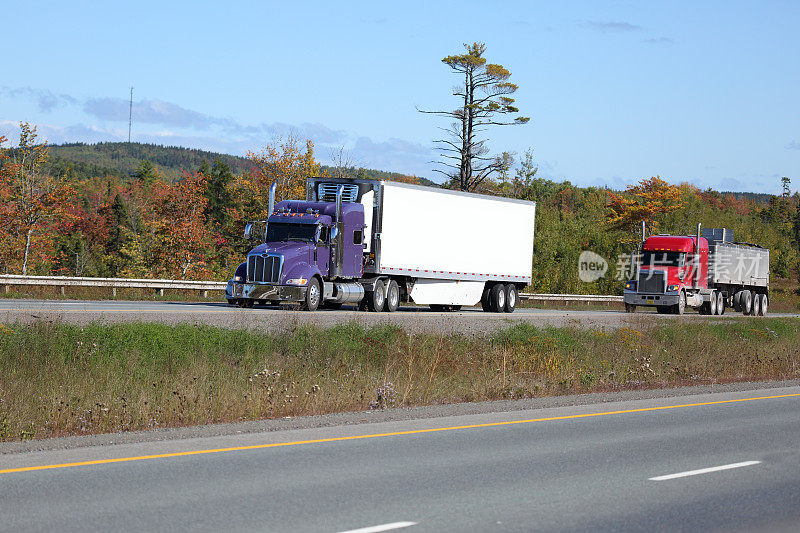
638, 271, 665, 294
247, 254, 282, 283
318, 183, 358, 203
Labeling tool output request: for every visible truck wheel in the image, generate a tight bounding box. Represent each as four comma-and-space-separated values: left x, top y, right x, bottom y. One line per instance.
672, 291, 686, 315
759, 294, 768, 315
490, 283, 506, 313
301, 278, 321, 311
716, 291, 725, 315
751, 292, 761, 316
504, 284, 518, 313
732, 291, 741, 312
741, 290, 752, 315
366, 280, 385, 312
480, 285, 492, 312
709, 291, 718, 315
384, 280, 400, 312
625, 303, 636, 313
238, 298, 253, 308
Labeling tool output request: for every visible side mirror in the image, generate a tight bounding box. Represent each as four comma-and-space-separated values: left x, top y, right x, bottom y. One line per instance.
330, 227, 339, 240
244, 223, 253, 240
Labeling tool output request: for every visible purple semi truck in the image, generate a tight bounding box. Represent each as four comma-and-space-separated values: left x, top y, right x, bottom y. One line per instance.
225, 177, 536, 312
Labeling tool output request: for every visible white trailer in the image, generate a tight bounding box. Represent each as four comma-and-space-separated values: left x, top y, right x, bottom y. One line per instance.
307, 178, 536, 312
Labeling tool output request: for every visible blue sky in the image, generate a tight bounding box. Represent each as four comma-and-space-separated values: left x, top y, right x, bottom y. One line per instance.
1, 1, 798, 193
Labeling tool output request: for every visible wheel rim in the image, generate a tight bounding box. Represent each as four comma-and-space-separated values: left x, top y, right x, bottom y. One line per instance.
497, 289, 505, 310
375, 287, 384, 308
679, 292, 685, 313
389, 286, 399, 308
710, 292, 717, 315
309, 283, 319, 307
508, 288, 516, 308
761, 295, 768, 315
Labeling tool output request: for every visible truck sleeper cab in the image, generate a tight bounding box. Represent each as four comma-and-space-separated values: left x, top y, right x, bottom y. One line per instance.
226, 177, 537, 313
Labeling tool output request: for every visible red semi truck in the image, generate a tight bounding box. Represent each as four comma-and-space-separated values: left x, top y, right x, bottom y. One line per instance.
623, 225, 770, 315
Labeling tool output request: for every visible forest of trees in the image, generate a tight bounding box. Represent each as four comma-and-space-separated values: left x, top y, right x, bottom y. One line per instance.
0, 124, 797, 295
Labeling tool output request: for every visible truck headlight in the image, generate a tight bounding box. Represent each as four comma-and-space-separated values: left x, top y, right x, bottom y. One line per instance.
285, 278, 308, 286
233, 275, 243, 282
625, 280, 637, 291
667, 284, 679, 292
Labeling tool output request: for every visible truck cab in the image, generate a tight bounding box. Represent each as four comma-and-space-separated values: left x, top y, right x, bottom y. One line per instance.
623, 233, 708, 314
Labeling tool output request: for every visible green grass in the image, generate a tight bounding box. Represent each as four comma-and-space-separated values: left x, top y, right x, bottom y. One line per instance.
1, 318, 799, 441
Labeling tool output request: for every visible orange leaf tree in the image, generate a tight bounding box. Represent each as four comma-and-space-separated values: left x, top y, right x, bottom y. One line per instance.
232, 135, 322, 223
605, 176, 685, 234
0, 124, 76, 274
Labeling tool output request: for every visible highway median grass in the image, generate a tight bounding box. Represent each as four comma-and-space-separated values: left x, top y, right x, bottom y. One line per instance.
1, 318, 799, 441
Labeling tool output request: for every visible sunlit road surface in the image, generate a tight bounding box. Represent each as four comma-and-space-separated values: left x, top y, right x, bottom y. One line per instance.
1, 299, 796, 333
1, 387, 799, 532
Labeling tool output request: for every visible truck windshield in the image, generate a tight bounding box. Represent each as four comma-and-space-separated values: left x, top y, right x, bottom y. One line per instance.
642, 251, 685, 267
266, 223, 317, 242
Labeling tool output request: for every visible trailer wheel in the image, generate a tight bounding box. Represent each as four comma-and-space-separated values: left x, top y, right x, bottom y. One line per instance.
709, 290, 718, 315
301, 278, 321, 311
751, 292, 761, 316
384, 280, 400, 312
733, 291, 742, 312
366, 280, 385, 312
759, 294, 768, 316
504, 284, 518, 313
741, 290, 752, 315
480, 285, 492, 312
490, 283, 506, 313
716, 291, 725, 315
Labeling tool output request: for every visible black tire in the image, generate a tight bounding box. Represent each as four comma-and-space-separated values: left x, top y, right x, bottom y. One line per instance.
759, 293, 768, 316
504, 284, 518, 313
490, 284, 506, 313
227, 299, 236, 306
625, 303, 636, 313
238, 298, 253, 308
301, 277, 321, 311
366, 280, 385, 312
480, 285, 492, 312
733, 291, 742, 312
656, 306, 670, 314
716, 291, 725, 315
741, 290, 752, 315
751, 292, 761, 316
384, 280, 400, 312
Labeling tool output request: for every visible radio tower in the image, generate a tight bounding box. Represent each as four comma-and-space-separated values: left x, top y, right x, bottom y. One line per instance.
128, 86, 134, 143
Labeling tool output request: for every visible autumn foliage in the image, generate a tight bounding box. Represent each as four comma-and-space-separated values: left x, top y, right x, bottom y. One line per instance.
605, 176, 685, 233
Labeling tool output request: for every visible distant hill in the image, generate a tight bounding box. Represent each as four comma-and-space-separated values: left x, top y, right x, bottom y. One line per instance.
719, 191, 774, 205
38, 142, 438, 186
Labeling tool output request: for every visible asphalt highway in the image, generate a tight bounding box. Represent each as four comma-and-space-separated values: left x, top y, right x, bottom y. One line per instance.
1, 299, 796, 333
2, 387, 799, 532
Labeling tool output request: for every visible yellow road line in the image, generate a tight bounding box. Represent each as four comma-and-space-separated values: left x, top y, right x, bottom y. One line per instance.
2, 393, 798, 475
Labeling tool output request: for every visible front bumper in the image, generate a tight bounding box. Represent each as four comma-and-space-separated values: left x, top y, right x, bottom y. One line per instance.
230, 282, 307, 302
623, 292, 679, 307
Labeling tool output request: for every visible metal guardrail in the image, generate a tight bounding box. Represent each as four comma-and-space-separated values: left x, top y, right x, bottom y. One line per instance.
520, 293, 623, 303
0, 275, 225, 297
1, 275, 622, 303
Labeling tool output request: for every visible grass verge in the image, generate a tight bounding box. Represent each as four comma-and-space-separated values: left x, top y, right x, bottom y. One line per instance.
1, 318, 798, 441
